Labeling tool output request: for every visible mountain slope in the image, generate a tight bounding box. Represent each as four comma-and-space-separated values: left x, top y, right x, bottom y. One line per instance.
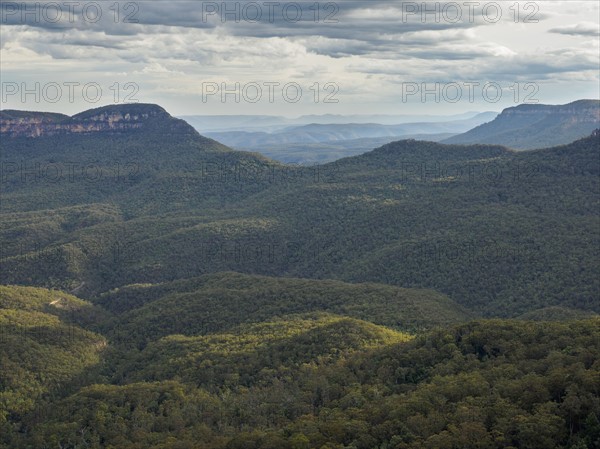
0, 286, 106, 422
7, 317, 599, 449
112, 312, 412, 387
97, 272, 472, 347
1, 106, 598, 318
443, 99, 600, 149
0, 103, 281, 214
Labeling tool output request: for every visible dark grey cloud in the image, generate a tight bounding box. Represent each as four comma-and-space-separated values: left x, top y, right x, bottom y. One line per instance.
0, 1, 485, 42
1, 1, 497, 64
549, 23, 599, 37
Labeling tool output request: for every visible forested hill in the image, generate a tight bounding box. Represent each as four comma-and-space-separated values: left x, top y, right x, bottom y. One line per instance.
0, 103, 279, 213
94, 272, 473, 348
1, 106, 598, 318
2, 284, 599, 448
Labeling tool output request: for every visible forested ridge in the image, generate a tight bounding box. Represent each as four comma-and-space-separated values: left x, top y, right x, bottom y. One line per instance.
1, 106, 598, 317
1, 105, 599, 448
1, 284, 599, 449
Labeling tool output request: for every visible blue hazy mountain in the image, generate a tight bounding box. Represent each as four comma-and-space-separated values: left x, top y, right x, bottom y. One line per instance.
443, 100, 600, 149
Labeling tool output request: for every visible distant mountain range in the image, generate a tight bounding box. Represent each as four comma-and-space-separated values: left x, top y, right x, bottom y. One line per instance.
182, 101, 600, 165
444, 99, 600, 149
202, 112, 496, 148
193, 113, 495, 163
242, 133, 456, 164
181, 111, 494, 133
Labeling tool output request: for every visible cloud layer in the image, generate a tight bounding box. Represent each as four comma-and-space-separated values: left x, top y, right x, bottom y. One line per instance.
1, 1, 599, 115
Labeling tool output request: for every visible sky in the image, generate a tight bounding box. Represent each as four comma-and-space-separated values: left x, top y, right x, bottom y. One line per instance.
1, 0, 599, 117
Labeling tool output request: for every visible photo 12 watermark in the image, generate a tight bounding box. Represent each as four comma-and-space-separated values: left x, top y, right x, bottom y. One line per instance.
1, 81, 139, 105
1, 160, 141, 185
197, 160, 341, 184
398, 159, 540, 184
398, 238, 541, 264
399, 1, 539, 24
201, 81, 339, 104
401, 82, 539, 104
178, 238, 338, 276
0, 238, 138, 268
199, 1, 340, 23
1, 1, 140, 24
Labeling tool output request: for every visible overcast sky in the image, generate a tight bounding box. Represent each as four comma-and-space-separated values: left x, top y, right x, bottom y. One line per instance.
1, 1, 599, 116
